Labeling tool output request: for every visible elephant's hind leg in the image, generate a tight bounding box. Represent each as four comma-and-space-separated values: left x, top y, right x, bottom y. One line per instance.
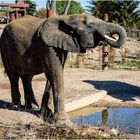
1, 47, 21, 108
21, 76, 39, 109
8, 73, 21, 108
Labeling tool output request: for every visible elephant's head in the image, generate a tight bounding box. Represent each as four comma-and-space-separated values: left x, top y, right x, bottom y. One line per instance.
38, 13, 127, 53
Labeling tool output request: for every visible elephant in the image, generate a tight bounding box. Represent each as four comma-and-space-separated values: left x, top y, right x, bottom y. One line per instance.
0, 13, 126, 124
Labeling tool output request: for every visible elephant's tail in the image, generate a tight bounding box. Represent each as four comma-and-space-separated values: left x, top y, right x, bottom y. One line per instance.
0, 30, 10, 76
0, 25, 5, 37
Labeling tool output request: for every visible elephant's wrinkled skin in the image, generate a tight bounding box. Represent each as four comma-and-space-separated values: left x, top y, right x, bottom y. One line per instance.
0, 13, 126, 123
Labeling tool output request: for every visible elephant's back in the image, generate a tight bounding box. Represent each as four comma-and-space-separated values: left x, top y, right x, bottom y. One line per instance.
0, 16, 44, 74
7, 15, 45, 36
1, 16, 45, 54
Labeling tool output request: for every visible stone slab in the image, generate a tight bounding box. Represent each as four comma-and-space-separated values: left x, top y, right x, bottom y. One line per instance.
65, 90, 107, 112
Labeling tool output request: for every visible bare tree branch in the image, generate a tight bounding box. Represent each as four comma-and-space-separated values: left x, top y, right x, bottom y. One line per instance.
15, 0, 24, 4
46, 0, 51, 10
64, 0, 71, 15
51, 0, 56, 15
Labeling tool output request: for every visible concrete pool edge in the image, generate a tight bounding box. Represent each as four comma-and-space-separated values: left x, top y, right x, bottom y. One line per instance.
65, 90, 107, 112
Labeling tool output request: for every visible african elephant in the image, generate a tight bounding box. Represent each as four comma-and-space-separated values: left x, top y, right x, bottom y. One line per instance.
0, 13, 126, 124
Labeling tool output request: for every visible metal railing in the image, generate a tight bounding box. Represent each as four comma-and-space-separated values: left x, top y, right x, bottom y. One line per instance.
126, 28, 140, 41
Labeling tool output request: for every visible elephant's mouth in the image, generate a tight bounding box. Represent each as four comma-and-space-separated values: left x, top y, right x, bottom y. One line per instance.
97, 33, 119, 47
73, 36, 86, 53
94, 32, 120, 48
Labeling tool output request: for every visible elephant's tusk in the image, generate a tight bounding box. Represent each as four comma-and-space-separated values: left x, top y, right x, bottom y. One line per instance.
104, 35, 118, 42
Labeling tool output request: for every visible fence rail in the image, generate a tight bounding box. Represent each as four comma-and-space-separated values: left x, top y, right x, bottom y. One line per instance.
0, 24, 139, 70
67, 28, 140, 70
126, 28, 140, 41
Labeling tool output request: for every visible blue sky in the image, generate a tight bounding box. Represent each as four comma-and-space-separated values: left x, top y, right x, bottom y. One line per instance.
0, 0, 139, 11
34, 0, 89, 9
0, 0, 89, 10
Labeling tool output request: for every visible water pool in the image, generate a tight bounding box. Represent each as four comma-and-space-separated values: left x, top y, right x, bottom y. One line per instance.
70, 107, 140, 134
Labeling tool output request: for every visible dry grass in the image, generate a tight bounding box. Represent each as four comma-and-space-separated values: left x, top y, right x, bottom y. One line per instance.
0, 122, 121, 139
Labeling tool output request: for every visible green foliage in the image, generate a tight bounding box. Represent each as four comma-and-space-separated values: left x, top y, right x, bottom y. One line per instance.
118, 1, 140, 28
136, 20, 140, 29
87, 0, 140, 29
25, 0, 37, 16
35, 8, 46, 18
35, 0, 84, 18
118, 57, 140, 70
87, 0, 119, 21
56, 0, 85, 15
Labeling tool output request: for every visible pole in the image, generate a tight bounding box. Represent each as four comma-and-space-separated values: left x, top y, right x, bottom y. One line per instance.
46, 0, 54, 18
102, 13, 109, 70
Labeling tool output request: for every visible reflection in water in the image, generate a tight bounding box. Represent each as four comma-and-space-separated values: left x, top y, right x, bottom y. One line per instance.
70, 107, 140, 134
101, 108, 108, 127
68, 106, 106, 119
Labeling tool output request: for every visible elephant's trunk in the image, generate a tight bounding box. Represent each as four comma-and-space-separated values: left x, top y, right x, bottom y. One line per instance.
99, 22, 127, 48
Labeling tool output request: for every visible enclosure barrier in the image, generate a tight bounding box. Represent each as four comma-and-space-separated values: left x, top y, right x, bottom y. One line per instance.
67, 28, 140, 70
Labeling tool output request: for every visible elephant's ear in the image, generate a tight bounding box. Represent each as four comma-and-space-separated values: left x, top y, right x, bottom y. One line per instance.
38, 17, 81, 53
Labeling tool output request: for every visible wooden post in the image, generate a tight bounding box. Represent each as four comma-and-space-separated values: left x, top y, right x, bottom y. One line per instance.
76, 53, 85, 68
102, 46, 109, 70
6, 10, 10, 23
15, 9, 18, 19
10, 12, 15, 20
102, 13, 109, 70
23, 8, 26, 15
47, 9, 53, 17
46, 0, 54, 18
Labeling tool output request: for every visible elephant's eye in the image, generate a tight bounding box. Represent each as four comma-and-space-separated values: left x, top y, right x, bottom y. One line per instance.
70, 30, 74, 34
88, 23, 95, 28
82, 20, 86, 24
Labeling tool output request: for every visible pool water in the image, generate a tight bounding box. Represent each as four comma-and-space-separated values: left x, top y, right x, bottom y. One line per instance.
71, 107, 140, 134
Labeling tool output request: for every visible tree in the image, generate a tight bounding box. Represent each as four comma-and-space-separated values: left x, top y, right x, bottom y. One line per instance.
25, 0, 37, 16
117, 1, 140, 28
35, 8, 46, 18
64, 0, 71, 15
56, 0, 84, 15
87, 0, 120, 21
35, 0, 84, 18
87, 0, 140, 29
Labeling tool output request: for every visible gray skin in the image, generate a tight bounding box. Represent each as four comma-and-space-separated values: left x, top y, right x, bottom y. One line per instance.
0, 13, 126, 123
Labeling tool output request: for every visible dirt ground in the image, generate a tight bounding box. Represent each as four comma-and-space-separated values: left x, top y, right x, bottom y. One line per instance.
0, 68, 139, 138
0, 68, 139, 126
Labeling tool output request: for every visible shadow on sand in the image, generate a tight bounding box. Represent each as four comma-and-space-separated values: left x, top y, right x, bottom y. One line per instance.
83, 80, 140, 101
0, 100, 40, 116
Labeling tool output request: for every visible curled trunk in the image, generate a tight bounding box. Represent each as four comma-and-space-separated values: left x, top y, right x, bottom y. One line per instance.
105, 23, 127, 48
98, 22, 127, 48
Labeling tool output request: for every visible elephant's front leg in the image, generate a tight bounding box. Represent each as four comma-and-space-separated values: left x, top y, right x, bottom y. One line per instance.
45, 66, 67, 123
41, 48, 68, 124
41, 80, 54, 123
52, 71, 67, 122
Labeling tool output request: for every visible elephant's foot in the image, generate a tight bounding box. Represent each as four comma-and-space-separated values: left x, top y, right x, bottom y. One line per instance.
54, 112, 74, 127
24, 103, 39, 110
11, 102, 22, 110
41, 107, 72, 126
25, 99, 39, 109
41, 106, 55, 124
31, 103, 39, 109
12, 96, 21, 109
55, 118, 74, 128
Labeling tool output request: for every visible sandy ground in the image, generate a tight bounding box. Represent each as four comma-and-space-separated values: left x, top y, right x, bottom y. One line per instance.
0, 68, 139, 125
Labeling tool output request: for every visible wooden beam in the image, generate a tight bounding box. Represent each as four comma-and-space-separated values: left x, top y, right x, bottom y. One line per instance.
0, 3, 29, 8
102, 13, 109, 70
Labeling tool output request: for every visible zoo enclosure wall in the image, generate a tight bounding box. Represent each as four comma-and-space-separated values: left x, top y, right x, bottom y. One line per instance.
67, 29, 140, 70
0, 22, 139, 70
